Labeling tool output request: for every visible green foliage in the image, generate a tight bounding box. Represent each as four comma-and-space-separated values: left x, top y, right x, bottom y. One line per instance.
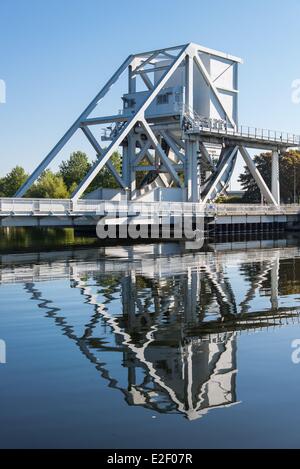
58, 150, 122, 194
239, 150, 300, 203
88, 151, 122, 192
239, 152, 271, 203
59, 151, 91, 190
136, 157, 153, 189
0, 166, 28, 197
0, 150, 122, 199
215, 195, 242, 204
28, 170, 69, 199
280, 151, 300, 203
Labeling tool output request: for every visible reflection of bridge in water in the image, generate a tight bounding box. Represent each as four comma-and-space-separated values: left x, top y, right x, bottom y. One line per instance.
1, 241, 300, 420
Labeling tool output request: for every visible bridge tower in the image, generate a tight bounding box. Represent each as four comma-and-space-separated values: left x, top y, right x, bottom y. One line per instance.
15, 43, 299, 205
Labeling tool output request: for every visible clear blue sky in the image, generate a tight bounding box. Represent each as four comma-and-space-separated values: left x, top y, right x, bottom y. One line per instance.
1, 0, 300, 187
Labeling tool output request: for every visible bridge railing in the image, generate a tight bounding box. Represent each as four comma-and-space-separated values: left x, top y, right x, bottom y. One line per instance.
202, 126, 300, 145
0, 198, 207, 216
179, 103, 300, 145
76, 199, 207, 216
0, 198, 300, 217
214, 204, 300, 215
0, 198, 72, 213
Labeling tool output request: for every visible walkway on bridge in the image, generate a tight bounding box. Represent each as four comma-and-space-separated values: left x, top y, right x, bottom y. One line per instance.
0, 198, 300, 228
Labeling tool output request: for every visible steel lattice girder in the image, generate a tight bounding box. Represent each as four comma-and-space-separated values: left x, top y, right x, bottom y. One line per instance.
15, 42, 281, 206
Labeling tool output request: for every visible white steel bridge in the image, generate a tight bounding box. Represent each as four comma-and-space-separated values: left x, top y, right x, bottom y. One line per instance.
1, 42, 298, 232
0, 197, 300, 228
11, 43, 300, 210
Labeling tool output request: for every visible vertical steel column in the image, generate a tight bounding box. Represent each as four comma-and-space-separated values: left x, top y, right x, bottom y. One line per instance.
125, 64, 137, 199
192, 139, 200, 202
122, 142, 129, 191
186, 139, 199, 202
185, 54, 194, 111
185, 55, 198, 202
196, 140, 201, 202
271, 150, 280, 205
128, 64, 136, 94
128, 134, 136, 198
155, 134, 162, 170
122, 134, 136, 198
185, 139, 192, 201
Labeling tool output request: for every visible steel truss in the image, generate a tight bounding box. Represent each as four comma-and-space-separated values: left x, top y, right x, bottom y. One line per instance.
15, 43, 297, 205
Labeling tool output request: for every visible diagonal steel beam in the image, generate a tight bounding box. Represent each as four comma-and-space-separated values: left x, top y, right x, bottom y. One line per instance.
81, 115, 128, 126
133, 44, 188, 58
81, 127, 126, 189
168, 132, 185, 150
161, 51, 177, 60
135, 52, 159, 72
15, 55, 134, 197
134, 140, 153, 165
202, 146, 238, 204
140, 72, 154, 90
194, 53, 236, 129
71, 45, 189, 200
140, 120, 183, 187
134, 64, 185, 75
239, 146, 278, 206
135, 137, 170, 188
160, 130, 185, 162
199, 143, 216, 171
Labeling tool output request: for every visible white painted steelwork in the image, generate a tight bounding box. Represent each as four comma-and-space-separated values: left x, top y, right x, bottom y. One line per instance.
12, 42, 300, 208
2, 197, 300, 215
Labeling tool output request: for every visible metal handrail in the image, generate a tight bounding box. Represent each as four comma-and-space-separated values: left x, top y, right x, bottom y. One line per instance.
1, 198, 300, 217
178, 103, 300, 146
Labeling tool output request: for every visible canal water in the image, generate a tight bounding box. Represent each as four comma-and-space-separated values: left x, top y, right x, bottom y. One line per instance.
1, 230, 300, 448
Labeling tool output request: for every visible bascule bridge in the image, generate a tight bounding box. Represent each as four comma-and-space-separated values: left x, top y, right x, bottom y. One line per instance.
1, 43, 300, 229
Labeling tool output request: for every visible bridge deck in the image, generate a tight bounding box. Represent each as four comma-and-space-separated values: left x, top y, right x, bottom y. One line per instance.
180, 104, 300, 149
0, 198, 299, 228
0, 198, 300, 215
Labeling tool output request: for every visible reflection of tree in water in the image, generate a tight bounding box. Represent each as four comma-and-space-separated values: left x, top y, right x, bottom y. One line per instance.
278, 258, 300, 295
0, 227, 98, 252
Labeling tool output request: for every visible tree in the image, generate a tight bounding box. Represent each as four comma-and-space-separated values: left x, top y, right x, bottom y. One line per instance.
59, 151, 91, 190
239, 152, 272, 203
89, 151, 122, 192
28, 170, 69, 199
0, 150, 123, 200
239, 150, 300, 203
0, 166, 28, 197
59, 150, 122, 194
280, 151, 300, 203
